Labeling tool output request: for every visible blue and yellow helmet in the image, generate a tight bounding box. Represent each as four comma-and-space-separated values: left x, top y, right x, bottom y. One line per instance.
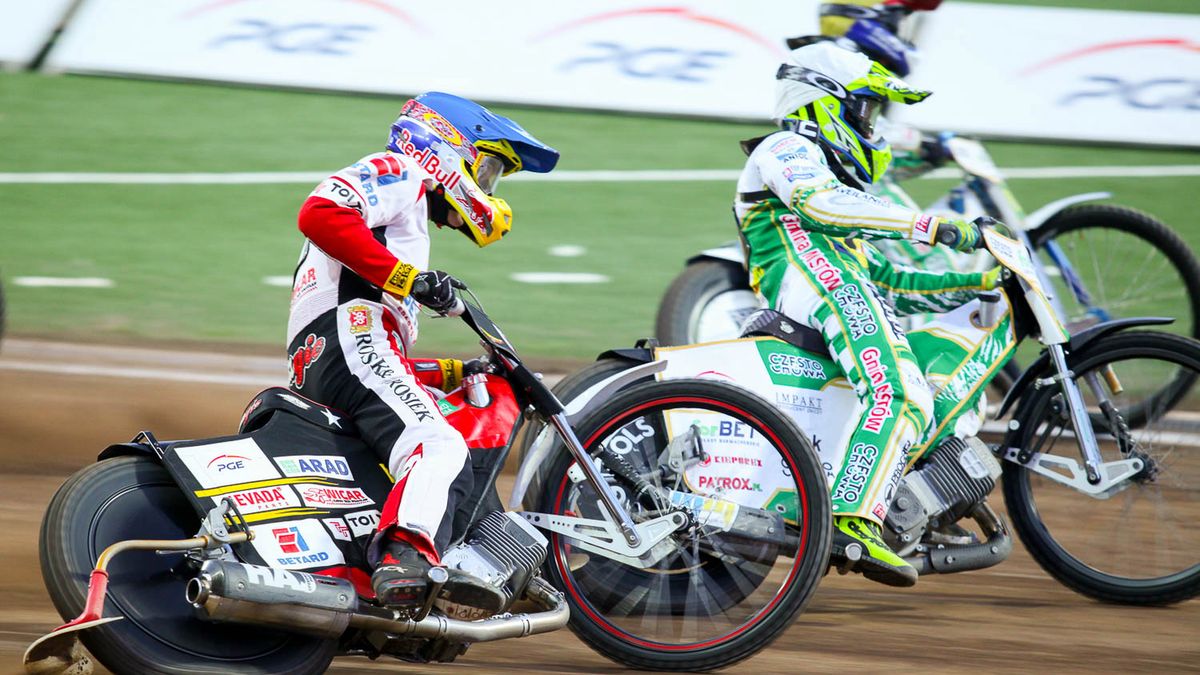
774, 41, 930, 184
387, 92, 559, 247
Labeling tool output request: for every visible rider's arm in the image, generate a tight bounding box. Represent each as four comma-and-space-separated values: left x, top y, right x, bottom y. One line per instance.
297, 153, 424, 297
860, 242, 993, 316
751, 131, 941, 245
409, 358, 465, 391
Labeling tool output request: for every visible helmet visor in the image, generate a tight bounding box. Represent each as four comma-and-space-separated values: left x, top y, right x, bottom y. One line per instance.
848, 96, 884, 141
473, 154, 506, 195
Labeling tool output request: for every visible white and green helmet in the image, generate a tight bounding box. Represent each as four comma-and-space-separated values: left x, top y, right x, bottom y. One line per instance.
774, 40, 931, 184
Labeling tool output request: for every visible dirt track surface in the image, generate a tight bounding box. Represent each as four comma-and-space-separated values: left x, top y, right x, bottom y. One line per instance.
2, 340, 1198, 674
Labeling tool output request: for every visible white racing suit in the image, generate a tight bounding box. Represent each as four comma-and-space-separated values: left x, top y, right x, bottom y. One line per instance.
735, 129, 1012, 525
288, 151, 469, 562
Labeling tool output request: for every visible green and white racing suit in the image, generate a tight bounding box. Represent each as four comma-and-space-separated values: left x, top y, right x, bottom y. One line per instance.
735, 129, 1015, 525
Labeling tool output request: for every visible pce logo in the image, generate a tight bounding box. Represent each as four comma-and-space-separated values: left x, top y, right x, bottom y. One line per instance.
207, 454, 250, 472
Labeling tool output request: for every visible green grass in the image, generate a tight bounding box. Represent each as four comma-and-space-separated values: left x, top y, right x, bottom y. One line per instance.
958, 0, 1198, 13
2, 73, 1198, 361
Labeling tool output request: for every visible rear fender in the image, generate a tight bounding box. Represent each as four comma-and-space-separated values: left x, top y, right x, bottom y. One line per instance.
1024, 192, 1111, 230
97, 442, 161, 462
997, 316, 1174, 420
686, 242, 744, 266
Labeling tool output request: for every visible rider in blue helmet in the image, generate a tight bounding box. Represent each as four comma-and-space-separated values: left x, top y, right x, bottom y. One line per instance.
287, 92, 557, 616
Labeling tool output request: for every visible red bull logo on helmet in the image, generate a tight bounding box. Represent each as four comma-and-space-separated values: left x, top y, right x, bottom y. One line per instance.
394, 127, 463, 193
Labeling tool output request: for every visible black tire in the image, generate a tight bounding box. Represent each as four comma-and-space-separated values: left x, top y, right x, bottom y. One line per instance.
655, 260, 758, 346
516, 358, 648, 509
1029, 203, 1200, 339
1003, 332, 1200, 605
40, 456, 337, 674
541, 380, 831, 671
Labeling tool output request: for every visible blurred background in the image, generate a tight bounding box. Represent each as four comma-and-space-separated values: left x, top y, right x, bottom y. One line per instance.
1, 0, 1197, 364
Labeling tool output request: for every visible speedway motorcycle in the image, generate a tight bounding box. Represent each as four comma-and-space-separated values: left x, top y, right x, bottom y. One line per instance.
25, 283, 832, 674
517, 227, 1200, 606
655, 136, 1200, 356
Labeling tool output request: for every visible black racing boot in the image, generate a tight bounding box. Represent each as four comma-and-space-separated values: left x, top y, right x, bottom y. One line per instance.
372, 539, 433, 610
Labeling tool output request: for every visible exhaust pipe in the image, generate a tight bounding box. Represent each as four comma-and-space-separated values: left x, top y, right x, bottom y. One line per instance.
188, 560, 569, 642
905, 501, 1013, 575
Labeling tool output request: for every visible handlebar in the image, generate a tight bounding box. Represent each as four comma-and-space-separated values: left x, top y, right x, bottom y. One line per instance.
411, 278, 466, 317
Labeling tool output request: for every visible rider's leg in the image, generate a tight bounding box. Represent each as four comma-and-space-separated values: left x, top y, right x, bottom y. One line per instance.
905, 297, 1017, 464
287, 303, 492, 611
770, 248, 933, 586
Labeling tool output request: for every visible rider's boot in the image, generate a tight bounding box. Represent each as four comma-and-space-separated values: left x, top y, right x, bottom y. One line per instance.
832, 516, 918, 588
372, 530, 508, 618
372, 536, 433, 610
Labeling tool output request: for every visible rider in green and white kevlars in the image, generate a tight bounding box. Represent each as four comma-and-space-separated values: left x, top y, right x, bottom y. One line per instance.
735, 40, 1015, 586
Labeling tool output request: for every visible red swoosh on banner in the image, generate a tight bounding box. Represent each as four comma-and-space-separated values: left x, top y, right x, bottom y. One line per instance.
1019, 38, 1200, 76
533, 6, 786, 57
181, 0, 423, 30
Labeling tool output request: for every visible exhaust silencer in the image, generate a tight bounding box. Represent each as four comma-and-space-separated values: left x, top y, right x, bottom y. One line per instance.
186, 560, 357, 638
188, 559, 570, 642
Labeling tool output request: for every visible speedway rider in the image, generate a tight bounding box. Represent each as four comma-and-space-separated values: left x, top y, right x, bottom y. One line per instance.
287, 92, 558, 614
736, 41, 1012, 586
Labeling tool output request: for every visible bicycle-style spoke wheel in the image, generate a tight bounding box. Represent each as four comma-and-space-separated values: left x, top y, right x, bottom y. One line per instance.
540, 380, 829, 671
1004, 332, 1200, 605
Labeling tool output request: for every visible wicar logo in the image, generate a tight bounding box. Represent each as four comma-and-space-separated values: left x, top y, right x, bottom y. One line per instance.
290, 333, 326, 388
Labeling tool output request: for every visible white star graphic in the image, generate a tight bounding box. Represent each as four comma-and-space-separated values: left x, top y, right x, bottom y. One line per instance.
320, 408, 342, 428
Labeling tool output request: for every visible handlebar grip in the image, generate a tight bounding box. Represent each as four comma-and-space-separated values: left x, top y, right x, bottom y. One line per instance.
411, 278, 429, 296
936, 226, 959, 246
445, 296, 466, 318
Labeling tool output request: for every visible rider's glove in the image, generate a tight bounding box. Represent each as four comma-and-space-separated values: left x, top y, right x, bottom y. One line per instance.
934, 217, 984, 252
411, 270, 464, 314
982, 266, 1003, 290
918, 133, 951, 167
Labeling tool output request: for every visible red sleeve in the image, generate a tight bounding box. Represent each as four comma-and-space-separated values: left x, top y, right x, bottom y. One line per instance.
297, 196, 401, 289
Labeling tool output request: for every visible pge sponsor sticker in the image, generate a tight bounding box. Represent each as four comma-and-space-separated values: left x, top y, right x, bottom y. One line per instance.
175, 438, 280, 489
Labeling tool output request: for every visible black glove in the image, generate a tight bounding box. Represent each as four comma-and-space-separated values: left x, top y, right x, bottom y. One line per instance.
411, 270, 464, 314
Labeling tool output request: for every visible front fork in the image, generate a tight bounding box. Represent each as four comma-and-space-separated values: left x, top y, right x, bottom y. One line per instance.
1047, 343, 1106, 485
547, 412, 642, 547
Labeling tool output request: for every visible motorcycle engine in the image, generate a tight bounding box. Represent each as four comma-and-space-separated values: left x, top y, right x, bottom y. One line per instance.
883, 436, 1002, 553
436, 511, 548, 620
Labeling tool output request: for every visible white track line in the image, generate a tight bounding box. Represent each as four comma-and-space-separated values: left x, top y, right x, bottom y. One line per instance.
0, 361, 281, 387
0, 165, 1197, 184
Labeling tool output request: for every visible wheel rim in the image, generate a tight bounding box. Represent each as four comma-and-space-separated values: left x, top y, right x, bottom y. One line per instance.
1020, 349, 1200, 583
550, 396, 809, 650
88, 474, 297, 661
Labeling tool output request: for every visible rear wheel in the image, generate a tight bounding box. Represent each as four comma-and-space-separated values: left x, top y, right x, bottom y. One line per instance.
40, 456, 336, 674
541, 380, 830, 670
655, 260, 761, 346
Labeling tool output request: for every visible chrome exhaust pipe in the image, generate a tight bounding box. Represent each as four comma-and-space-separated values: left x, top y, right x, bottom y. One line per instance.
189, 560, 569, 643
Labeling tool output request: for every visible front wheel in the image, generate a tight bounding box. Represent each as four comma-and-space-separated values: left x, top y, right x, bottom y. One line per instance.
40, 456, 337, 674
541, 379, 831, 670
1003, 332, 1200, 605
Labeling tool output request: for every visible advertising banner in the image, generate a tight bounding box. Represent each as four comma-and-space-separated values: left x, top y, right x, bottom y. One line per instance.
0, 0, 76, 67
892, 4, 1200, 146
46, 0, 820, 119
